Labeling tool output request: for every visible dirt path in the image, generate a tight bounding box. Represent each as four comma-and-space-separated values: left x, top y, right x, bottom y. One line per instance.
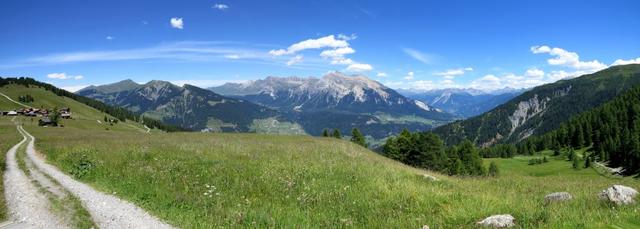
17, 126, 174, 229
3, 126, 67, 228
0, 91, 31, 108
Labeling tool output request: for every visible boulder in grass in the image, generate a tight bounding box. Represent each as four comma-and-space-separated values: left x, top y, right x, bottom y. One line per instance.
477, 214, 515, 228
545, 192, 572, 202
422, 174, 439, 181
598, 185, 638, 205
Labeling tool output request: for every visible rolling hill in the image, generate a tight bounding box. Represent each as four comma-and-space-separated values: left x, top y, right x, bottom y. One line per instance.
432, 64, 640, 146
0, 80, 152, 132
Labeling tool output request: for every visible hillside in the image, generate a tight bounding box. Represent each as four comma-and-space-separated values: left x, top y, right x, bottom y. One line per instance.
77, 80, 302, 133
0, 83, 151, 132
15, 117, 639, 228
432, 64, 640, 146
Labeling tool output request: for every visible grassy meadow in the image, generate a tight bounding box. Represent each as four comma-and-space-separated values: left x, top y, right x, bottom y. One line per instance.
18, 122, 640, 228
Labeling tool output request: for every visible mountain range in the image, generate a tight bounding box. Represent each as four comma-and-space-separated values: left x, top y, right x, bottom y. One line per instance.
399, 88, 524, 118
432, 64, 640, 146
77, 80, 288, 132
79, 72, 455, 140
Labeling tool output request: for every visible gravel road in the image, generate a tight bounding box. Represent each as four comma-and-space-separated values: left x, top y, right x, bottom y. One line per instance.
4, 126, 68, 228
17, 125, 174, 229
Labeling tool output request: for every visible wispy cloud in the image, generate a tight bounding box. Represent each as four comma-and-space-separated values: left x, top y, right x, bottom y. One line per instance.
47, 73, 84, 80
402, 48, 435, 64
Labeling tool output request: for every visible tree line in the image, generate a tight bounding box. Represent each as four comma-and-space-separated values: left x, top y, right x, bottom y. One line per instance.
0, 77, 183, 132
18, 94, 34, 103
322, 128, 367, 148
382, 129, 496, 176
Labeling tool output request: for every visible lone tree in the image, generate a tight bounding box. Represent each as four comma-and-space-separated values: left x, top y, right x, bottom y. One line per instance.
488, 162, 500, 177
332, 128, 342, 139
350, 128, 367, 147
321, 128, 330, 137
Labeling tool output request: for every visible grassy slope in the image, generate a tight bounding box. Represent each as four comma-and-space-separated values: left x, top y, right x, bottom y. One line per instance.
0, 84, 152, 133
0, 117, 21, 221
23, 123, 640, 228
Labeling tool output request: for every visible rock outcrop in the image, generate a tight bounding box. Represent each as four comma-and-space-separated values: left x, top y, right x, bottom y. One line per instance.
598, 185, 638, 205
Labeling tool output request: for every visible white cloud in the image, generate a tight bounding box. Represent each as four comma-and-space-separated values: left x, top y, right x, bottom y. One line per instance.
376, 72, 387, 77
524, 68, 544, 79
106, 36, 114, 40
270, 34, 372, 71
61, 85, 90, 92
531, 45, 606, 72
404, 71, 415, 80
224, 54, 240, 59
611, 58, 640, 66
269, 35, 349, 56
402, 48, 434, 64
345, 63, 372, 72
213, 4, 229, 10
410, 80, 437, 90
47, 73, 83, 80
170, 17, 183, 29
337, 34, 357, 41
286, 55, 304, 66
319, 47, 355, 59
470, 75, 502, 90
434, 67, 473, 79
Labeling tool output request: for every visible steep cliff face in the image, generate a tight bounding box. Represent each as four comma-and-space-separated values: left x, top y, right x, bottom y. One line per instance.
432, 64, 640, 146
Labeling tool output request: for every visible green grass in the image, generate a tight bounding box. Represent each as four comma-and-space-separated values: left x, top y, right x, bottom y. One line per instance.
0, 117, 21, 221
22, 123, 640, 228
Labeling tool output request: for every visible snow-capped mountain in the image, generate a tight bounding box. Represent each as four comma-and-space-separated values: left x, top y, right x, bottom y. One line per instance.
401, 88, 524, 118
211, 72, 450, 119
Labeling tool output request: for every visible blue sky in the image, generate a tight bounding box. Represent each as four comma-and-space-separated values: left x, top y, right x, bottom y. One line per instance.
1, 0, 639, 92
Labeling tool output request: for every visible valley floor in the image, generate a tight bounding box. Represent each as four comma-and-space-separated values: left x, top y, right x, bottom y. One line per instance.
1, 116, 638, 228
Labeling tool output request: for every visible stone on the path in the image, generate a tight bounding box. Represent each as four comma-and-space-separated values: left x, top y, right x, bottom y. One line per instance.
545, 192, 572, 202
477, 214, 515, 228
598, 185, 638, 205
422, 174, 439, 181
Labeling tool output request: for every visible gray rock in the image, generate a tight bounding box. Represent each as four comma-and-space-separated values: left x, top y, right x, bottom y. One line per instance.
477, 214, 515, 228
422, 174, 439, 181
598, 185, 638, 205
545, 192, 572, 202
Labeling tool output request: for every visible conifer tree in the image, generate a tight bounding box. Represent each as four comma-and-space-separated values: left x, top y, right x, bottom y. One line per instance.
322, 128, 330, 137
350, 128, 367, 147
331, 128, 342, 139
584, 155, 591, 168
